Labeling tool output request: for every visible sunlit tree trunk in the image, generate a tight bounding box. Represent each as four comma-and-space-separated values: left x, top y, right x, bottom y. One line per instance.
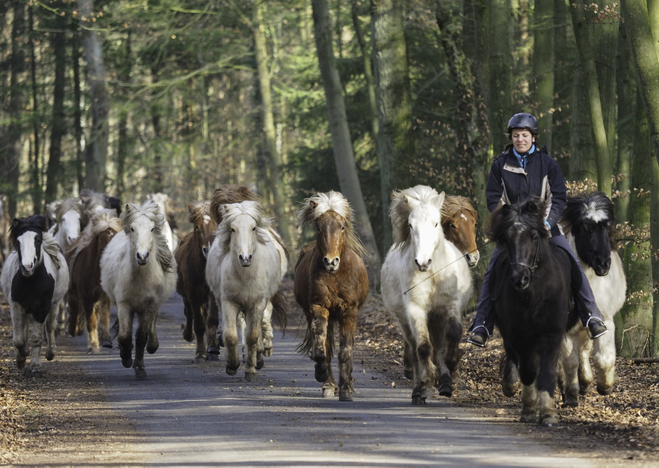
116, 30, 132, 199
312, 0, 382, 283
552, 0, 574, 176
28, 5, 41, 213
72, 17, 84, 193
532, 0, 554, 151
488, 0, 512, 153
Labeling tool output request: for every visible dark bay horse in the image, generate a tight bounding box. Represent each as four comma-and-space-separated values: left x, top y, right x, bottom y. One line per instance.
295, 191, 369, 401
488, 199, 577, 426
174, 201, 217, 362
441, 195, 480, 268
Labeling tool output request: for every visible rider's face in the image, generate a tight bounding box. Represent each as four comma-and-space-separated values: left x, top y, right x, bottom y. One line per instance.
511, 129, 534, 154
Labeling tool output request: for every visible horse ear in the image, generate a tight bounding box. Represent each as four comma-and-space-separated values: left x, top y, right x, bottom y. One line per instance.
187, 203, 195, 214
436, 191, 446, 209
124, 203, 132, 213
309, 200, 317, 210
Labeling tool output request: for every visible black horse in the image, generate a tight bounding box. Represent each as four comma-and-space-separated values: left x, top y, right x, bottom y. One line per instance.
488, 198, 578, 426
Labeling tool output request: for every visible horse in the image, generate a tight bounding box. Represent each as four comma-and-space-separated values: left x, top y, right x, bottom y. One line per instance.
381, 186, 472, 404
295, 191, 369, 401
488, 198, 577, 426
441, 195, 480, 268
147, 193, 179, 253
49, 198, 86, 254
205, 201, 285, 381
174, 201, 217, 362
0, 216, 69, 374
559, 192, 626, 404
66, 209, 121, 353
100, 200, 177, 379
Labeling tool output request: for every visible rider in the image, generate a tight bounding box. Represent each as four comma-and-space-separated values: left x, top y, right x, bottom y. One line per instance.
467, 112, 608, 347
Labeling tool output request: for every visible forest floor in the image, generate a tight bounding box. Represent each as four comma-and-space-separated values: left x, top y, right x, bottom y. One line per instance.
1, 282, 658, 464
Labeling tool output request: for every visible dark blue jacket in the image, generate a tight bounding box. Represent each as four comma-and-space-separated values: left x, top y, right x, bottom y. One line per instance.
485, 145, 567, 237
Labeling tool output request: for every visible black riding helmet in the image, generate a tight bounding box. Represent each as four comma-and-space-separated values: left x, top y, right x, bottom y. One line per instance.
507, 113, 538, 136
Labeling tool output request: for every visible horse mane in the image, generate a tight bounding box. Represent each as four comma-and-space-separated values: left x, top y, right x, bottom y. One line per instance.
52, 198, 86, 235
390, 185, 444, 248
441, 195, 476, 227
217, 201, 273, 257
67, 209, 121, 264
122, 200, 174, 272
210, 185, 258, 225
187, 200, 212, 225
299, 191, 366, 258
9, 215, 62, 268
80, 189, 109, 215
487, 198, 549, 246
561, 191, 615, 244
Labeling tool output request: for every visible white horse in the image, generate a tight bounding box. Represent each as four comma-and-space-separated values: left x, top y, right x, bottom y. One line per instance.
381, 186, 473, 404
1, 216, 69, 374
100, 200, 177, 379
559, 192, 626, 405
205, 201, 284, 381
147, 192, 179, 253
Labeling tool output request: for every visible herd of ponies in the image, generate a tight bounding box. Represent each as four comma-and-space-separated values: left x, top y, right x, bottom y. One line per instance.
0, 184, 626, 425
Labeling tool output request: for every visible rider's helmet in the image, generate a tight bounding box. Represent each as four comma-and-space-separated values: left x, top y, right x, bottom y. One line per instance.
507, 113, 538, 136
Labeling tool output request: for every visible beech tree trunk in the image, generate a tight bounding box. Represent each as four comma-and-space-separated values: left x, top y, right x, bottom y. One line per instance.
532, 0, 554, 151
488, 0, 512, 153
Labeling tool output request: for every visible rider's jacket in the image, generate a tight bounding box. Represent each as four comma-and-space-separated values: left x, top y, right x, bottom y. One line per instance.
485, 145, 567, 238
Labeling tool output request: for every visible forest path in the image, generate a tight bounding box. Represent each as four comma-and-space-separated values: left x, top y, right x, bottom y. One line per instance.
17, 294, 598, 467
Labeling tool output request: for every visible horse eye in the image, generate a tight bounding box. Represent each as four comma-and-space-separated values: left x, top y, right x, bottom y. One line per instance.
130, 227, 134, 232
435, 223, 439, 228
252, 227, 256, 231
151, 228, 154, 232
341, 226, 345, 231
230, 228, 235, 233
449, 223, 456, 229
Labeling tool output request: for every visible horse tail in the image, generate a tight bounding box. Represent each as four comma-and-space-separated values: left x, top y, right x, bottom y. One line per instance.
270, 289, 289, 334
296, 321, 314, 356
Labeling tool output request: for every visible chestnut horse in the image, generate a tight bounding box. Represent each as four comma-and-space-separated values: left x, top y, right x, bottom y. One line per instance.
66, 209, 121, 353
441, 196, 479, 268
174, 201, 217, 362
295, 191, 369, 401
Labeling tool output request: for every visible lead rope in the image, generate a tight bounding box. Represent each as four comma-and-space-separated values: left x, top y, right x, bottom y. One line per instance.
403, 239, 494, 295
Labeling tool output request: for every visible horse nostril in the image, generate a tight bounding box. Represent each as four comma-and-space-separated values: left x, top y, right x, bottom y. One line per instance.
323, 257, 330, 266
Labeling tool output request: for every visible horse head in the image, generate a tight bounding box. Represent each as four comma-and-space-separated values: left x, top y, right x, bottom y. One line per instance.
56, 199, 85, 247
562, 192, 614, 276
10, 215, 49, 277
488, 198, 549, 291
188, 201, 216, 255
442, 196, 479, 268
220, 201, 269, 268
122, 200, 164, 267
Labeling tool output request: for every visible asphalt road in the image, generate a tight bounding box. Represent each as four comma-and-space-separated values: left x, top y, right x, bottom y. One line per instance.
60, 293, 595, 467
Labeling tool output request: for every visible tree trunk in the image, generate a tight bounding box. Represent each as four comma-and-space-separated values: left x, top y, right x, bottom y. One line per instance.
79, 0, 108, 193
488, 0, 512, 153
570, 56, 597, 181
72, 17, 84, 193
517, 0, 530, 96
532, 0, 554, 151
150, 67, 165, 194
370, 0, 414, 250
552, 0, 574, 176
252, 0, 291, 247
28, 5, 41, 213
116, 30, 132, 199
311, 0, 382, 284
45, 0, 67, 204
570, 0, 612, 195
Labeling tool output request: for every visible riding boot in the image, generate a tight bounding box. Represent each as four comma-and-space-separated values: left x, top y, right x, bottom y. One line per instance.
468, 247, 501, 347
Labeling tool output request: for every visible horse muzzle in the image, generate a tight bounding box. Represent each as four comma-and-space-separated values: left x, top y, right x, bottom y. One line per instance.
136, 251, 150, 266
20, 264, 35, 277
511, 267, 531, 290
239, 254, 253, 267
415, 258, 432, 272
466, 252, 480, 268
593, 257, 611, 277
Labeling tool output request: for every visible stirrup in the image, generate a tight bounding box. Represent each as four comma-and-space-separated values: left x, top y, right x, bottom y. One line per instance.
586, 318, 608, 339
467, 326, 490, 348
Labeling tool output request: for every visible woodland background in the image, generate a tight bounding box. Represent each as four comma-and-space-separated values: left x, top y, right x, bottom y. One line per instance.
0, 0, 658, 357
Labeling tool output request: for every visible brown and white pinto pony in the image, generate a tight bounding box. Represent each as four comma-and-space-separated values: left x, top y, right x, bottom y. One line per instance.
441, 195, 480, 268
295, 191, 369, 401
66, 209, 121, 353
1, 216, 69, 374
174, 201, 217, 362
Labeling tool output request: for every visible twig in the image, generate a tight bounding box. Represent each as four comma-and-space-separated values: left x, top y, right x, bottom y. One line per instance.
631, 358, 659, 364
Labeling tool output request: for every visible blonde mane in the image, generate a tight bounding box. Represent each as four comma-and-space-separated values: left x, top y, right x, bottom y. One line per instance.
441, 195, 476, 227
67, 209, 121, 266
217, 201, 273, 257
390, 186, 444, 248
122, 200, 174, 272
42, 232, 63, 269
298, 191, 366, 258
210, 185, 258, 225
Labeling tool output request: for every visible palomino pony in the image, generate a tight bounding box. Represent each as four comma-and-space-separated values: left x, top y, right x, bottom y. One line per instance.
1, 216, 69, 374
205, 201, 285, 381
441, 196, 480, 268
489, 199, 577, 426
295, 191, 369, 401
381, 186, 472, 404
66, 209, 121, 353
559, 192, 626, 404
100, 200, 177, 379
175, 201, 217, 362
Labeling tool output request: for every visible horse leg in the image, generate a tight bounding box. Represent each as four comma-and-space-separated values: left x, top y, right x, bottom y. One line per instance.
145, 304, 159, 355
205, 296, 221, 360
56, 298, 67, 336
98, 293, 113, 349
68, 294, 81, 337
85, 298, 101, 354
133, 313, 148, 380
561, 333, 580, 408
403, 341, 414, 380
11, 305, 29, 369
321, 320, 338, 398
436, 313, 463, 398
593, 319, 616, 395
27, 317, 46, 376
222, 300, 241, 375
44, 303, 58, 362
518, 355, 539, 423
408, 305, 436, 404
261, 301, 274, 357
182, 297, 194, 343
192, 299, 208, 363
310, 305, 331, 384
244, 303, 265, 382
337, 313, 357, 402
536, 337, 562, 426
501, 352, 521, 397
117, 304, 134, 369
577, 329, 594, 394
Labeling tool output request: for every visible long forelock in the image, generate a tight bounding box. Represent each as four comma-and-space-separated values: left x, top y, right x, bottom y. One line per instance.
390, 186, 441, 247
56, 198, 84, 223
210, 185, 258, 225
441, 195, 476, 226
488, 203, 548, 246
217, 202, 272, 256
122, 201, 173, 272
562, 192, 614, 238
9, 216, 49, 250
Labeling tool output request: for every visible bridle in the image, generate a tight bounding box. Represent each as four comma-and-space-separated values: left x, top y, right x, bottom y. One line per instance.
509, 235, 540, 274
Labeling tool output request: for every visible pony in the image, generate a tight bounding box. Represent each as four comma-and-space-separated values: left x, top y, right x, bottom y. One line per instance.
147, 193, 179, 253
441, 195, 480, 267
205, 201, 284, 381
50, 198, 86, 254
66, 209, 121, 353
489, 198, 577, 426
174, 201, 217, 362
381, 186, 472, 404
295, 191, 369, 401
100, 200, 177, 379
559, 192, 626, 404
0, 216, 69, 374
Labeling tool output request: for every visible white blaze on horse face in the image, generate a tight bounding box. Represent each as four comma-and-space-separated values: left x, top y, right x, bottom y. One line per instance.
61, 210, 82, 245
410, 205, 441, 272
130, 215, 155, 266
18, 231, 39, 276
231, 214, 257, 267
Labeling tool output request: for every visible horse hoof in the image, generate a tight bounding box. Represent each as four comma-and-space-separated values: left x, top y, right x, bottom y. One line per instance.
244, 372, 258, 382
134, 366, 147, 380
339, 391, 353, 402
29, 369, 44, 378
597, 384, 613, 396
438, 384, 452, 397
579, 382, 592, 395
87, 347, 100, 355
255, 359, 264, 370
562, 398, 579, 408
46, 350, 56, 361
314, 367, 329, 383
122, 357, 133, 369
411, 396, 426, 405
146, 344, 159, 354
502, 383, 520, 398
263, 348, 272, 357
16, 358, 26, 370
101, 340, 113, 349
226, 365, 238, 376
208, 345, 220, 355
207, 353, 219, 362
193, 356, 206, 364
183, 330, 194, 343
322, 387, 336, 398
540, 414, 559, 427
520, 413, 537, 423
403, 369, 414, 380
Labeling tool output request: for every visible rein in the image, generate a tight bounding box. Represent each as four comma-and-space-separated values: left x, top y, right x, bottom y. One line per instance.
510, 237, 541, 274
403, 239, 493, 295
